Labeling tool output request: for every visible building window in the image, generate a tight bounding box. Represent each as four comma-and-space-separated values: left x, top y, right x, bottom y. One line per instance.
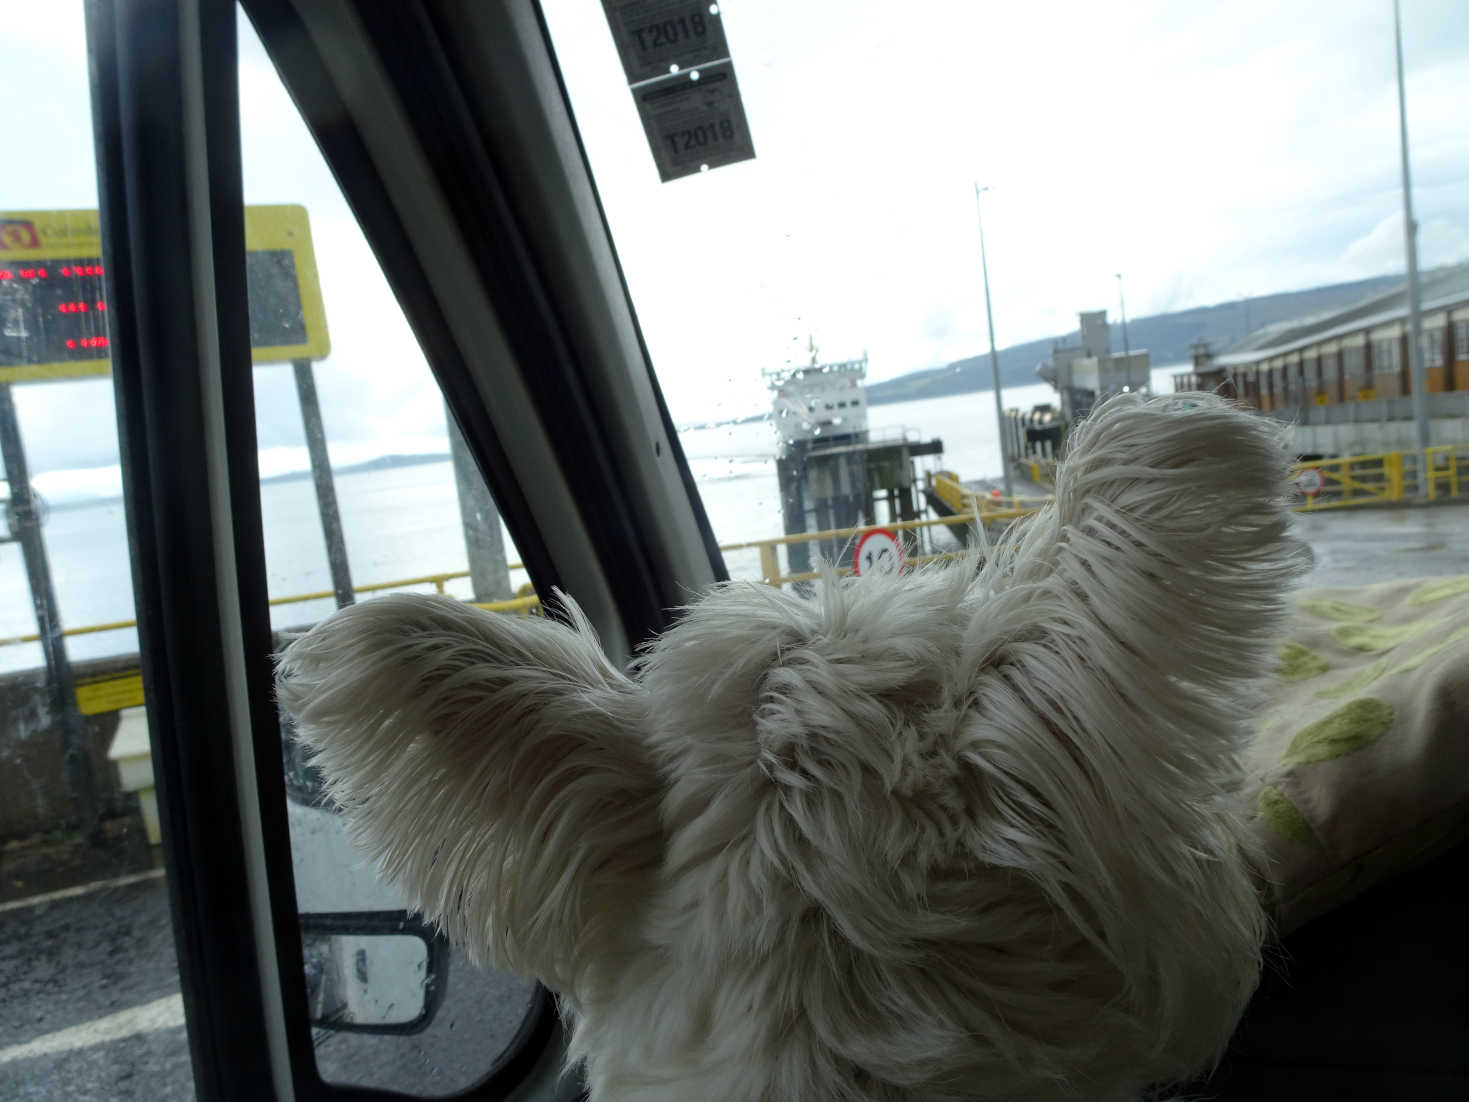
1424, 330, 1445, 369
1343, 344, 1365, 378
1373, 338, 1398, 375
1456, 320, 1469, 361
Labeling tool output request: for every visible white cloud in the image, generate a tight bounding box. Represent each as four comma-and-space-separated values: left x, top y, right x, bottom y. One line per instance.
540, 0, 1469, 420
7, 0, 1469, 483
1340, 210, 1469, 278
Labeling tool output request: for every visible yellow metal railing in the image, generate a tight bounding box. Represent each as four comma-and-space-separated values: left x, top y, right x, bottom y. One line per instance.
1291, 452, 1403, 511
8, 444, 1469, 651
721, 508, 1028, 588
1426, 445, 1460, 501
2, 508, 1034, 649
928, 470, 1051, 517
1288, 446, 1469, 510
0, 568, 543, 648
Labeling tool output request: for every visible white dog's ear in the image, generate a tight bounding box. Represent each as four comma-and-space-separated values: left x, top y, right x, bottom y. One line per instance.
275, 594, 662, 997
1032, 391, 1309, 695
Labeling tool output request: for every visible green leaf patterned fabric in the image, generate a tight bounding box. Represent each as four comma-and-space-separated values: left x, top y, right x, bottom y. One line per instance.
1275, 642, 1329, 682
1408, 576, 1469, 605
1247, 575, 1469, 936
1331, 619, 1439, 652
1281, 698, 1393, 765
1257, 785, 1320, 847
1298, 597, 1380, 623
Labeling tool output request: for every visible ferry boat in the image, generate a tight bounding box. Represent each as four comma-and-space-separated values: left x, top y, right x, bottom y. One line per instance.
764, 353, 943, 577
762, 355, 870, 452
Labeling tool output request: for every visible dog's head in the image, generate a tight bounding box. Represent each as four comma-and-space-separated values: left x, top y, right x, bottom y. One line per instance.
277, 392, 1306, 1100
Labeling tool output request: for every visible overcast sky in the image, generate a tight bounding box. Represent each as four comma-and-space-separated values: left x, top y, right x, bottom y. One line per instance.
5, 0, 1469, 498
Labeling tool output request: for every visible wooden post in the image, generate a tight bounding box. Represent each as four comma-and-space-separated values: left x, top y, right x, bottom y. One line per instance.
293, 360, 354, 608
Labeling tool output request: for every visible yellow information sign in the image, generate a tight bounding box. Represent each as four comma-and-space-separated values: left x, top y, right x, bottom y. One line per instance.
1, 204, 330, 384
74, 670, 146, 716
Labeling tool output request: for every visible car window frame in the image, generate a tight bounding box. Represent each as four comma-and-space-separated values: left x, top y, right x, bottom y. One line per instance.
88, 0, 721, 1097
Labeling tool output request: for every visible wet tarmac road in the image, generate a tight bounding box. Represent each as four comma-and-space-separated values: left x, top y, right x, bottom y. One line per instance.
0, 871, 537, 1100
1294, 501, 1469, 588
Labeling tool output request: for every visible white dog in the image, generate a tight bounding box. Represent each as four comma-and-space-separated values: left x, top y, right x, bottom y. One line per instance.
277, 392, 1306, 1101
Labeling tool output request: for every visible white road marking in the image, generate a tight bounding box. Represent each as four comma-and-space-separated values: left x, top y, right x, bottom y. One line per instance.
0, 867, 165, 915
0, 993, 185, 1065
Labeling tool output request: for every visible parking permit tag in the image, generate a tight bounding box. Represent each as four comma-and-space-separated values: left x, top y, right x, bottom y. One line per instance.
601, 0, 731, 84
600, 1, 756, 182
633, 61, 755, 182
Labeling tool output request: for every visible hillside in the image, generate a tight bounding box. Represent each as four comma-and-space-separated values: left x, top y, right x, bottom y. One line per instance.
865, 272, 1405, 406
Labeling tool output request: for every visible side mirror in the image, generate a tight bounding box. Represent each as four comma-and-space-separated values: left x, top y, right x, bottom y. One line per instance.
300, 911, 449, 1034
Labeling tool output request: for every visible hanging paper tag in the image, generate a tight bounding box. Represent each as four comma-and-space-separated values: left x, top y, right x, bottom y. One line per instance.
600, 1, 756, 182
600, 0, 732, 84
632, 61, 755, 182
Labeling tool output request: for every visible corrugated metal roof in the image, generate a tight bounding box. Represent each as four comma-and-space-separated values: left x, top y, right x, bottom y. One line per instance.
1213, 262, 1469, 368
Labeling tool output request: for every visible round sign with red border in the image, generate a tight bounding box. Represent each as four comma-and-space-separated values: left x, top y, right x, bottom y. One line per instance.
1294, 467, 1325, 497
853, 528, 904, 577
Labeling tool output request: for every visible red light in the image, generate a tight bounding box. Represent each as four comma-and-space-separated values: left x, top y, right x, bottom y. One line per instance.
96, 301, 106, 311
0, 270, 11, 280
66, 339, 76, 349
61, 267, 71, 277
37, 268, 47, 278
19, 268, 34, 279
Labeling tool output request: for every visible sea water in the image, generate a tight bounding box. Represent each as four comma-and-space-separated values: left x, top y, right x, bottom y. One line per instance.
1, 376, 1160, 674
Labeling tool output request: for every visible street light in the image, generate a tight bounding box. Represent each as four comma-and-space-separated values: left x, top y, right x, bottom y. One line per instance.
974, 184, 1014, 500
1393, 0, 1430, 471
1114, 273, 1130, 358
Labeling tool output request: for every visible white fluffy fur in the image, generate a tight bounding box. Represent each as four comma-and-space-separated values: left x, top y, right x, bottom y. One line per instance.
276, 392, 1307, 1101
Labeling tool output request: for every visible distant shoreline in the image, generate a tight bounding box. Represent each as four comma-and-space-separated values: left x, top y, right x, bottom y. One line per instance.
41, 451, 452, 513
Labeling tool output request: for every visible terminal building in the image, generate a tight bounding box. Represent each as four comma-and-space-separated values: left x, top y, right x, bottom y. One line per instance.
1174, 262, 1469, 456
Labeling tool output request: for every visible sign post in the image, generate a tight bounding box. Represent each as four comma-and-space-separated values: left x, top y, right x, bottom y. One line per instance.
293, 361, 353, 608
0, 382, 99, 845
1, 207, 335, 841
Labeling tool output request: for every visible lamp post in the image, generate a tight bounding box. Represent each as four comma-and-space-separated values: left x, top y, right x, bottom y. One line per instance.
1115, 272, 1130, 358
974, 184, 1014, 500
1393, 0, 1430, 477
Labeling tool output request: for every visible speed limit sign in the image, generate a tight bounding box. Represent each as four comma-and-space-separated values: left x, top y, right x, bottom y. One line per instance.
1294, 467, 1324, 497
853, 528, 904, 577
